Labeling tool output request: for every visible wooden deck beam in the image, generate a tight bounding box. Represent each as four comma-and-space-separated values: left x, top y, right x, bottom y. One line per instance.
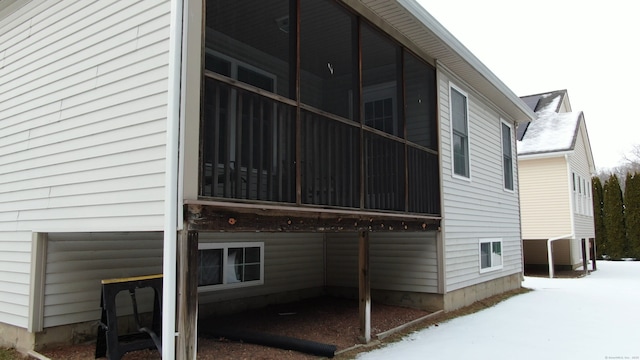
184, 202, 440, 233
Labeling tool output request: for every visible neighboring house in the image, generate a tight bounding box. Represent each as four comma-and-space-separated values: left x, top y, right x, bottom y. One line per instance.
517, 90, 596, 276
0, 0, 535, 356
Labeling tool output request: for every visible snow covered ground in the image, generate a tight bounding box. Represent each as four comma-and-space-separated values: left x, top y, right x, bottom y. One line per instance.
358, 261, 640, 360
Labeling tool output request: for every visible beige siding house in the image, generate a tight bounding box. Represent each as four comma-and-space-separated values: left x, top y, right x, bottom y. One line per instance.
0, 0, 535, 357
518, 90, 596, 275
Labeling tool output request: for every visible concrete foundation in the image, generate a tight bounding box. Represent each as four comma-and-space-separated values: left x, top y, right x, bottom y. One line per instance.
198, 287, 325, 318
0, 322, 34, 353
443, 273, 522, 311
325, 286, 444, 312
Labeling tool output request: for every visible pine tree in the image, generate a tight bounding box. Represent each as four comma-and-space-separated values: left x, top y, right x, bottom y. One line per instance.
624, 173, 640, 259
592, 177, 606, 258
603, 174, 626, 259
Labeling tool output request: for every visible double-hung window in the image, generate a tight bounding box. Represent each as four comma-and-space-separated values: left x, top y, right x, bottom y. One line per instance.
479, 238, 503, 272
198, 242, 264, 291
450, 85, 470, 178
501, 120, 514, 190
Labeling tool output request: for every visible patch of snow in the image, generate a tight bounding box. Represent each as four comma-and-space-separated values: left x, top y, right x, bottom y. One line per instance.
358, 261, 640, 360
538, 93, 561, 112
517, 110, 580, 155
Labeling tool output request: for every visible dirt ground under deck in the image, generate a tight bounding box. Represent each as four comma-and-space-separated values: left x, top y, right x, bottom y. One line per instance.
39, 296, 433, 360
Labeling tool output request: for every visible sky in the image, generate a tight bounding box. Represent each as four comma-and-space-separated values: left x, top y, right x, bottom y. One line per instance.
358, 260, 640, 360
417, 0, 640, 170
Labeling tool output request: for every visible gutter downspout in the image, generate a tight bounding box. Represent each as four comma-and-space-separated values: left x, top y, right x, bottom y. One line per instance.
547, 234, 573, 278
163, 0, 184, 357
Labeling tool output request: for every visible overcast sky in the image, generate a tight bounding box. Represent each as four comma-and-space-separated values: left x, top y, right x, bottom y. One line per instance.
418, 0, 639, 170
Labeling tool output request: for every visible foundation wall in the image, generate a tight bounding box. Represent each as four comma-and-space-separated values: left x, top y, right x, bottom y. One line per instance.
0, 322, 34, 353
198, 287, 325, 319
325, 286, 444, 312
443, 273, 522, 311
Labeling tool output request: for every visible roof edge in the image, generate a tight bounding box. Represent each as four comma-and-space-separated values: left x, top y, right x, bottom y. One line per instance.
398, 0, 535, 121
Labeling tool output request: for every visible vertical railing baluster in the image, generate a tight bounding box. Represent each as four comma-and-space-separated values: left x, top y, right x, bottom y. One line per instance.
257, 100, 265, 200
235, 92, 243, 199
246, 95, 254, 199
224, 86, 233, 198
212, 84, 221, 197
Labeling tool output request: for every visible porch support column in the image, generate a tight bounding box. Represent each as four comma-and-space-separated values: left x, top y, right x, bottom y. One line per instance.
358, 230, 371, 343
547, 238, 555, 279
581, 238, 588, 276
177, 230, 199, 360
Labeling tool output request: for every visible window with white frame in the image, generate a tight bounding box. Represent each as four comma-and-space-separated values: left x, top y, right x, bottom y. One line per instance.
501, 120, 514, 190
572, 173, 592, 216
479, 238, 503, 272
587, 178, 593, 216
450, 84, 470, 178
572, 172, 579, 214
198, 242, 264, 291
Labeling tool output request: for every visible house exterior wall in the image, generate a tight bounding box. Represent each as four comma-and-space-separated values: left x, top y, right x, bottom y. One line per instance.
0, 0, 170, 234
43, 233, 163, 328
519, 156, 572, 239
0, 231, 31, 328
0, 0, 170, 332
325, 232, 439, 294
198, 232, 324, 316
197, 232, 325, 312
568, 121, 595, 265
438, 69, 523, 293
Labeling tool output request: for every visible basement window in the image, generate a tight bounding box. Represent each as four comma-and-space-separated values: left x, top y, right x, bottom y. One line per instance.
198, 242, 264, 291
479, 238, 503, 273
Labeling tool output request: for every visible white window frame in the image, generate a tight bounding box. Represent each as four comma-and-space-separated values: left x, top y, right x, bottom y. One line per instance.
479, 238, 503, 273
500, 119, 514, 192
204, 49, 279, 169
449, 82, 471, 180
362, 81, 398, 136
587, 178, 593, 216
197, 241, 265, 292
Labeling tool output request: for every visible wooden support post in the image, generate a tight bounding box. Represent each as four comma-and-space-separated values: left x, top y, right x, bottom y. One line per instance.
358, 230, 371, 343
547, 239, 554, 279
177, 230, 199, 360
590, 238, 597, 271
581, 238, 588, 276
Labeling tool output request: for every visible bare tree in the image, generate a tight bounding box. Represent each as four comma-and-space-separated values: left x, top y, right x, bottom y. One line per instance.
623, 144, 640, 173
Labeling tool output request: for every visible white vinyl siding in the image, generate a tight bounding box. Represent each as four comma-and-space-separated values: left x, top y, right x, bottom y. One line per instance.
569, 122, 595, 239
439, 70, 522, 292
325, 232, 439, 294
568, 121, 595, 265
198, 233, 324, 305
0, 0, 171, 233
44, 232, 163, 328
519, 156, 573, 239
0, 231, 32, 327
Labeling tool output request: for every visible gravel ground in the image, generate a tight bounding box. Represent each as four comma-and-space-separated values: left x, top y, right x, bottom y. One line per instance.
38, 296, 431, 360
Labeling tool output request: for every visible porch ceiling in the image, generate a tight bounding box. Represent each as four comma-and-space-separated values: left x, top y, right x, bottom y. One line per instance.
353, 0, 535, 123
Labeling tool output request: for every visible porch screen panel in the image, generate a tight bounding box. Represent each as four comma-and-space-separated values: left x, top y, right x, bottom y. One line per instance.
407, 146, 440, 215
362, 22, 402, 137
205, 0, 292, 98
300, 0, 357, 121
364, 132, 405, 211
301, 110, 360, 208
404, 51, 437, 150
202, 78, 296, 203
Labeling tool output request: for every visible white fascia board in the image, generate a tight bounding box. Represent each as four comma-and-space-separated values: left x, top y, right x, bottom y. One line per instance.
396, 0, 536, 122
518, 150, 573, 161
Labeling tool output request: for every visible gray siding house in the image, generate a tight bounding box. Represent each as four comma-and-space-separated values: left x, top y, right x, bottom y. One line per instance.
0, 0, 534, 357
